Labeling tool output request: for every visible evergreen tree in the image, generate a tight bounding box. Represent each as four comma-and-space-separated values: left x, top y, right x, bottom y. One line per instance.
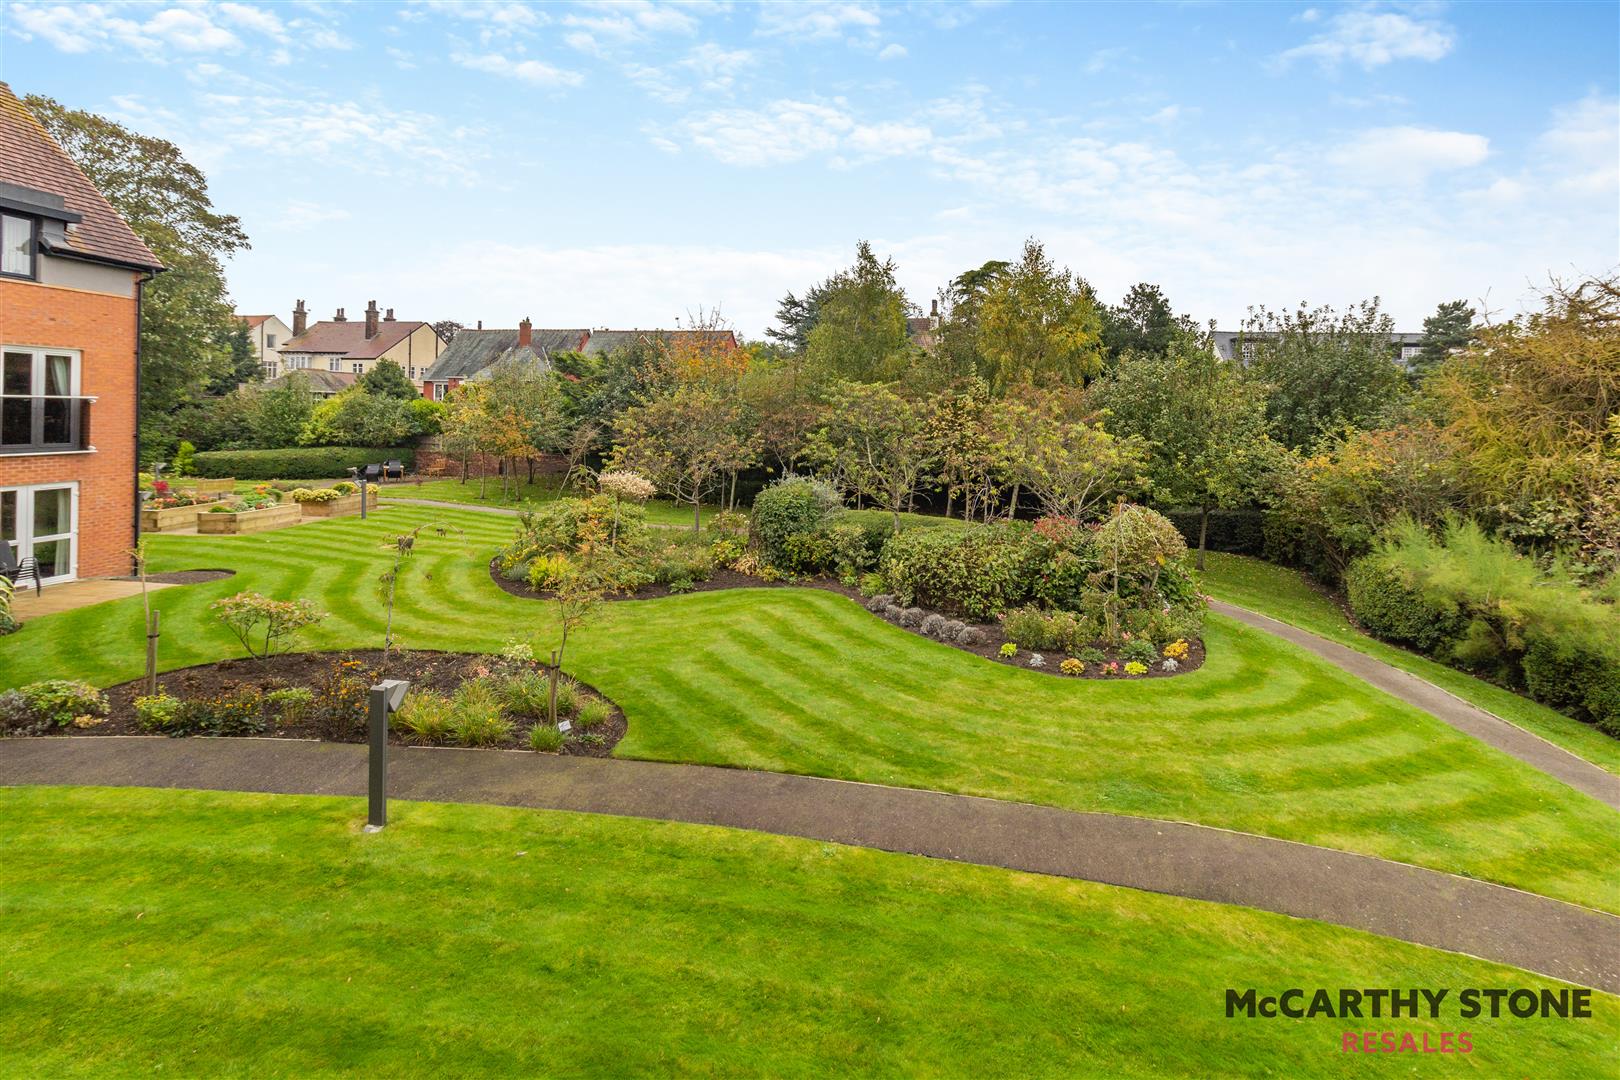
359, 359, 421, 400
1410, 299, 1475, 380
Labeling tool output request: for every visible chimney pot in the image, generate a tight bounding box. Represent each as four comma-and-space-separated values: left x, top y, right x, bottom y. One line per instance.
518, 316, 533, 348
477, 320, 483, 330
384, 308, 395, 321
365, 300, 380, 340
293, 299, 307, 337
334, 307, 347, 322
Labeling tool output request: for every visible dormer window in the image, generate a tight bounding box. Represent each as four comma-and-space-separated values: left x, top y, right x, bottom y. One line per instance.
1, 214, 35, 279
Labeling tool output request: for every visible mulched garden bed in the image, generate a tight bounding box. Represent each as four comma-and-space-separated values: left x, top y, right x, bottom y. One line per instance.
85, 649, 625, 756
489, 560, 1205, 680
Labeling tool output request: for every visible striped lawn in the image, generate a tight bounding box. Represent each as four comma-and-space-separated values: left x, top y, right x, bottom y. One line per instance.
2, 505, 1615, 913
382, 475, 714, 526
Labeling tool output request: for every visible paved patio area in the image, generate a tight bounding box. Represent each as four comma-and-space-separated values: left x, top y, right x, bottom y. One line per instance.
10, 578, 172, 620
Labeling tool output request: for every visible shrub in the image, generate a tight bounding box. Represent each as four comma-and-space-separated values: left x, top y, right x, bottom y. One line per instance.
134, 693, 184, 733
879, 522, 1042, 620
825, 522, 872, 584
309, 659, 371, 740
553, 677, 581, 718
651, 539, 714, 587
265, 686, 314, 723
1077, 646, 1106, 664
211, 592, 326, 659
598, 470, 656, 503
1060, 657, 1084, 676
751, 476, 842, 568
577, 697, 613, 730
191, 446, 415, 480
18, 680, 107, 728
529, 724, 564, 752
1001, 607, 1088, 653
1027, 653, 1046, 668
174, 688, 268, 736
0, 575, 15, 637
1121, 638, 1159, 665
710, 537, 748, 569
919, 613, 946, 639
526, 553, 573, 592
0, 689, 44, 734
998, 642, 1017, 658
499, 669, 552, 718
1124, 661, 1149, 676
1094, 504, 1190, 602
1523, 638, 1620, 728
332, 481, 358, 495
450, 703, 513, 748
1345, 556, 1460, 654
1163, 639, 1191, 661
394, 691, 455, 745
288, 487, 342, 503
859, 572, 885, 596
706, 509, 748, 538
1161, 658, 1181, 672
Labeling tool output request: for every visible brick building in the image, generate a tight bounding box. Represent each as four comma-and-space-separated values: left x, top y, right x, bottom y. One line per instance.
0, 82, 163, 582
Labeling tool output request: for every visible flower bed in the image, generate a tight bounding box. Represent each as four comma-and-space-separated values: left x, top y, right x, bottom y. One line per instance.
297, 489, 378, 518
140, 502, 208, 532
197, 501, 303, 534
1, 650, 625, 756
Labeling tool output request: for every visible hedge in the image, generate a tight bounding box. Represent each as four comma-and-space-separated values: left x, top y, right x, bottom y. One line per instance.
1158, 508, 1266, 555
192, 447, 415, 481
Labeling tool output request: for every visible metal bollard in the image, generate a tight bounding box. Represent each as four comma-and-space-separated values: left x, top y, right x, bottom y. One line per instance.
365, 680, 409, 832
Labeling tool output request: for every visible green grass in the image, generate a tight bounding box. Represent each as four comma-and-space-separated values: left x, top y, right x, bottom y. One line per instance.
384, 475, 714, 526
1, 507, 1615, 912
1199, 552, 1620, 776
2, 786, 1613, 1078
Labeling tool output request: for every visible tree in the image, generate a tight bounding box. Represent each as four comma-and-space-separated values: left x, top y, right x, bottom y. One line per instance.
359, 359, 420, 400
250, 375, 315, 448
475, 357, 569, 485
1014, 414, 1149, 523
1243, 298, 1408, 451
804, 241, 913, 383
1409, 299, 1476, 381
610, 383, 757, 532
432, 319, 465, 343
1101, 283, 1195, 361
547, 567, 604, 725
767, 278, 831, 353
1090, 329, 1282, 568
300, 389, 413, 448
208, 321, 261, 393
977, 238, 1106, 392
803, 382, 934, 531
27, 95, 248, 457
933, 260, 1009, 388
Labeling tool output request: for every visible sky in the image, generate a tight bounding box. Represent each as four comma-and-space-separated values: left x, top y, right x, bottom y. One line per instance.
2, 0, 1616, 338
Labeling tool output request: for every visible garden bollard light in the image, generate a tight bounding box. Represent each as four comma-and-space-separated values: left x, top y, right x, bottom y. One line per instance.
366, 679, 409, 832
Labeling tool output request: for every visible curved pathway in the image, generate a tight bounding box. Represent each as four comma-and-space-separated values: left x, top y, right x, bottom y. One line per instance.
1211, 600, 1620, 811
4, 736, 1617, 993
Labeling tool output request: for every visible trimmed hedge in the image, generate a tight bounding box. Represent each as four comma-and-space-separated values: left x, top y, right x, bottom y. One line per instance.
1344, 557, 1461, 654
1158, 508, 1266, 555
192, 447, 415, 481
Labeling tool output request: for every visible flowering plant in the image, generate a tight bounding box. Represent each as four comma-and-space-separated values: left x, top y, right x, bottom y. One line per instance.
1027, 653, 1046, 668
1060, 657, 1084, 676
1124, 661, 1148, 676
1101, 661, 1120, 676
1160, 658, 1180, 672
1162, 639, 1190, 661
998, 642, 1017, 658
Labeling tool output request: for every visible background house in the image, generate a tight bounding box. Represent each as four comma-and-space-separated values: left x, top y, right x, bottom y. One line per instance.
236, 312, 293, 380
278, 299, 445, 390
0, 81, 163, 583
1212, 329, 1426, 366
421, 319, 590, 399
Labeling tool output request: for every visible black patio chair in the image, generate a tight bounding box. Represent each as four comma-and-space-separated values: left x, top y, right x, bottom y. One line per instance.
0, 543, 41, 597
383, 459, 404, 480
361, 463, 384, 483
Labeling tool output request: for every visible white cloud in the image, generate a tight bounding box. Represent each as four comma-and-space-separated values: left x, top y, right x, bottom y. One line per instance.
453, 52, 586, 88
756, 1, 881, 41
680, 100, 855, 165
878, 43, 907, 61
1329, 126, 1490, 180
1084, 46, 1128, 74
280, 201, 352, 229
1538, 94, 1620, 194
846, 121, 933, 157
217, 1, 283, 36
1277, 8, 1454, 70
4, 1, 348, 60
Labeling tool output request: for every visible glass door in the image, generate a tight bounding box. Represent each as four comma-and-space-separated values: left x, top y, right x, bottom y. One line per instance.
0, 484, 75, 583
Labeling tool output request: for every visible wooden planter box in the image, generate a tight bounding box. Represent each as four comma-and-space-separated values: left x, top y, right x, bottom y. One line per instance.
140, 503, 205, 532
193, 478, 235, 495
197, 502, 303, 535
298, 490, 378, 518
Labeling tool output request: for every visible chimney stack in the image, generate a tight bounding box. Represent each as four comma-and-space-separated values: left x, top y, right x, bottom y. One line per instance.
292, 299, 307, 337
477, 320, 483, 330
365, 300, 380, 340
518, 316, 532, 348
930, 298, 940, 327
334, 307, 347, 322
384, 308, 395, 322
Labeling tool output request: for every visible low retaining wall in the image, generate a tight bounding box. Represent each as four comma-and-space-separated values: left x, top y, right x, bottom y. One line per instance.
197, 502, 303, 535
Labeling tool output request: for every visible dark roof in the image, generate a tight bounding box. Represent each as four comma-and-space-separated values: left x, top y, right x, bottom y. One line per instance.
466, 344, 549, 381
580, 329, 737, 356
0, 81, 161, 270
424, 328, 589, 381
281, 319, 436, 359
906, 317, 933, 335
266, 369, 357, 395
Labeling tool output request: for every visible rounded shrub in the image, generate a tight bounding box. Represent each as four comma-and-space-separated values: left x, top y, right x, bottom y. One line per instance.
1345, 556, 1460, 654
878, 522, 1040, 621
750, 476, 842, 569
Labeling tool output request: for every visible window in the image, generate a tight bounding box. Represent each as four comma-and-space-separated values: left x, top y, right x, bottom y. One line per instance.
433, 382, 446, 401
1239, 341, 1259, 362
1400, 345, 1424, 362
1, 214, 34, 278
261, 360, 278, 379
352, 363, 364, 374
328, 358, 341, 372
1, 483, 76, 582
1, 347, 80, 452
267, 334, 277, 349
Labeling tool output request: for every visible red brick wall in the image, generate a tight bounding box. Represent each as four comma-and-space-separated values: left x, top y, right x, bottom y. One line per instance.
0, 276, 140, 578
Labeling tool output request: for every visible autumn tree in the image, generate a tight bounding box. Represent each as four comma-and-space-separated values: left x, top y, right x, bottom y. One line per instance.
1013, 414, 1149, 523
977, 238, 1106, 391
803, 382, 935, 530
611, 383, 757, 532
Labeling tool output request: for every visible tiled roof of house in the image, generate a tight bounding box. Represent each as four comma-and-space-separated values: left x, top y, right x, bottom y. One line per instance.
580, 329, 737, 355
238, 314, 271, 328
281, 319, 436, 360
424, 328, 590, 381
266, 369, 357, 395
0, 81, 162, 271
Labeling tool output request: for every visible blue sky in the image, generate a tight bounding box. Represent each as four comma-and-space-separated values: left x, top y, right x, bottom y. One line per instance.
3, 1, 1616, 337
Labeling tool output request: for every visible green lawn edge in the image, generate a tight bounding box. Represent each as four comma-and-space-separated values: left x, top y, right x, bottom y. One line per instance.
1198, 552, 1620, 776
2, 785, 1614, 1079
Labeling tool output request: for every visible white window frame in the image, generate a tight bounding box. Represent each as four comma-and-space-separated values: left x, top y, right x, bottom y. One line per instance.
328, 358, 341, 372
1, 481, 79, 584
352, 362, 364, 374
